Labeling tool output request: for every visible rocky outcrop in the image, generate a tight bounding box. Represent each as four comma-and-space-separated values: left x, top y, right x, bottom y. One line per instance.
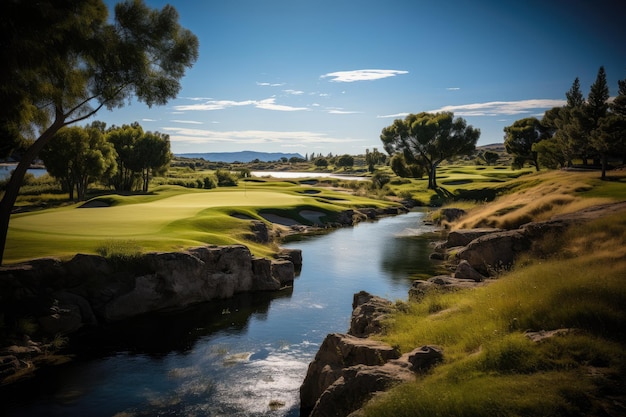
301, 291, 445, 417
349, 291, 395, 338
0, 244, 301, 334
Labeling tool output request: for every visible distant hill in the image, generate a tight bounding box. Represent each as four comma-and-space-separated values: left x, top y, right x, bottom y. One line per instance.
176, 151, 305, 163
477, 143, 506, 152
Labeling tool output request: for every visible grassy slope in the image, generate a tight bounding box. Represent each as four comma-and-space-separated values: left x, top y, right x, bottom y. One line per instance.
5, 180, 394, 263
362, 169, 626, 417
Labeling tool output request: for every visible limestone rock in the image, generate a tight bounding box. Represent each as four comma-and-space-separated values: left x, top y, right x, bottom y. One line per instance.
349, 291, 395, 338
409, 275, 485, 301
309, 361, 415, 417
407, 345, 443, 371
445, 228, 503, 248
455, 230, 531, 275
300, 333, 401, 415
454, 260, 486, 282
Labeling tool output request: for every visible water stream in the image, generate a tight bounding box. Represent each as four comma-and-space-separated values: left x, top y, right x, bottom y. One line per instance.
3, 210, 441, 417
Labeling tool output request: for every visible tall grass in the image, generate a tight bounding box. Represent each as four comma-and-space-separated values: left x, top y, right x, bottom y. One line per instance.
364, 212, 626, 416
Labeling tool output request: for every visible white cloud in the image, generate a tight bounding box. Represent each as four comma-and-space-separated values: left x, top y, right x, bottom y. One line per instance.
446, 87, 461, 91
321, 69, 409, 83
170, 120, 203, 125
328, 109, 362, 115
429, 99, 567, 116
257, 82, 285, 87
377, 112, 410, 119
162, 127, 361, 146
377, 99, 567, 119
283, 89, 305, 95
173, 97, 308, 112
142, 118, 157, 122
255, 98, 308, 111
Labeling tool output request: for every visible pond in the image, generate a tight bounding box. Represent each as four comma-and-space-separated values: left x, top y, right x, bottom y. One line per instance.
250, 171, 369, 181
2, 210, 442, 417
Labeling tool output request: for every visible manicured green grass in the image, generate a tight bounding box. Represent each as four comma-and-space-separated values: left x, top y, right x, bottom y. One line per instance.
5, 182, 397, 263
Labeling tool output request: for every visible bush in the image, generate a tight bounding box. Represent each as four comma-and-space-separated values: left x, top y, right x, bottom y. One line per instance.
203, 175, 217, 189
215, 169, 238, 186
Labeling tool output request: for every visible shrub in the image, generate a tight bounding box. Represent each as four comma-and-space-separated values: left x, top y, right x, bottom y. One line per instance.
215, 169, 238, 186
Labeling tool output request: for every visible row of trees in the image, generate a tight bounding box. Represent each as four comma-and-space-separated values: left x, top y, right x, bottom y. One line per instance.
504, 67, 626, 178
40, 122, 172, 200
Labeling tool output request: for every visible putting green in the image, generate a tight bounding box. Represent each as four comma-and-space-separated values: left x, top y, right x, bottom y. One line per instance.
6, 190, 309, 262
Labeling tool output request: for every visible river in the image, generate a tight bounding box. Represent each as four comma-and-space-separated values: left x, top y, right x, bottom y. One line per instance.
2, 211, 442, 417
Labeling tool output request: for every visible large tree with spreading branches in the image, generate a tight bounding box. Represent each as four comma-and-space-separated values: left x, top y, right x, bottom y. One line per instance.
0, 0, 198, 264
380, 112, 480, 189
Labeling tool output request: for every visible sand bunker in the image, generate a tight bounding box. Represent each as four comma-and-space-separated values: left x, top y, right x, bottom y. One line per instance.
299, 210, 324, 224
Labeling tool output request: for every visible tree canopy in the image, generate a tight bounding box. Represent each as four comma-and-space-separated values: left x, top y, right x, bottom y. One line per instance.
503, 117, 548, 171
380, 112, 480, 189
0, 0, 198, 264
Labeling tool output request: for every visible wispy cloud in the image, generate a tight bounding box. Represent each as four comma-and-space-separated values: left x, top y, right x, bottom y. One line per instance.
170, 120, 203, 125
328, 109, 362, 115
162, 127, 361, 148
377, 112, 409, 119
321, 69, 408, 83
446, 87, 461, 91
283, 89, 304, 95
173, 97, 308, 112
257, 82, 285, 87
142, 118, 157, 122
429, 99, 567, 116
377, 99, 567, 119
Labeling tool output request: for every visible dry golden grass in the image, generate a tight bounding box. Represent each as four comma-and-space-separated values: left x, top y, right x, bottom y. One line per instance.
454, 171, 617, 229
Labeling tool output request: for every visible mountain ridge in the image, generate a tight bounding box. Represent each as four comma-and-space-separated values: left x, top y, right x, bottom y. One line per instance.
176, 151, 304, 163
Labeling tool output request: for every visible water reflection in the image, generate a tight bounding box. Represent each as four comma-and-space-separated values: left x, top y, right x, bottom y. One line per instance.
2, 210, 440, 417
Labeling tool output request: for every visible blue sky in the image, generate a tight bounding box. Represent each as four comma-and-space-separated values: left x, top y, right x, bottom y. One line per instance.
98, 0, 625, 156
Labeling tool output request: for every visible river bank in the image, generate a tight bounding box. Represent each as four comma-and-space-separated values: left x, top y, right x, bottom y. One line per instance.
2, 209, 441, 416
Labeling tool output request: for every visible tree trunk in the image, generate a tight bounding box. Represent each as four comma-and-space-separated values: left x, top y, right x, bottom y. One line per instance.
600, 153, 607, 180
0, 118, 65, 264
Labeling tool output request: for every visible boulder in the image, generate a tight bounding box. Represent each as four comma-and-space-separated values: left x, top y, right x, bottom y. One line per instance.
309, 361, 415, 417
349, 291, 395, 338
445, 228, 503, 248
300, 333, 401, 415
455, 230, 531, 275
271, 259, 295, 287
454, 260, 486, 282
409, 275, 486, 301
439, 207, 466, 224
407, 345, 443, 371
251, 257, 281, 291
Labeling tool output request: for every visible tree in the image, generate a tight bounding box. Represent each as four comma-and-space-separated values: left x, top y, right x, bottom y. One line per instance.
336, 154, 355, 170
591, 75, 626, 178
107, 123, 144, 192
131, 131, 172, 192
504, 117, 547, 171
40, 126, 117, 200
0, 0, 198, 264
482, 150, 499, 166
380, 112, 480, 189
365, 148, 386, 172
389, 153, 423, 178
314, 158, 329, 168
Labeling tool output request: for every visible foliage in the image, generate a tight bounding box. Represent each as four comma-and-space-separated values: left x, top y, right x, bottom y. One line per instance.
380, 112, 480, 189
0, 0, 198, 264
40, 125, 117, 200
503, 117, 547, 171
336, 154, 355, 169
215, 170, 239, 186
389, 153, 424, 178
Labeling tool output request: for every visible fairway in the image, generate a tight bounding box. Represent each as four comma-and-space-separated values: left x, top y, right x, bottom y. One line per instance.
6, 190, 309, 262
